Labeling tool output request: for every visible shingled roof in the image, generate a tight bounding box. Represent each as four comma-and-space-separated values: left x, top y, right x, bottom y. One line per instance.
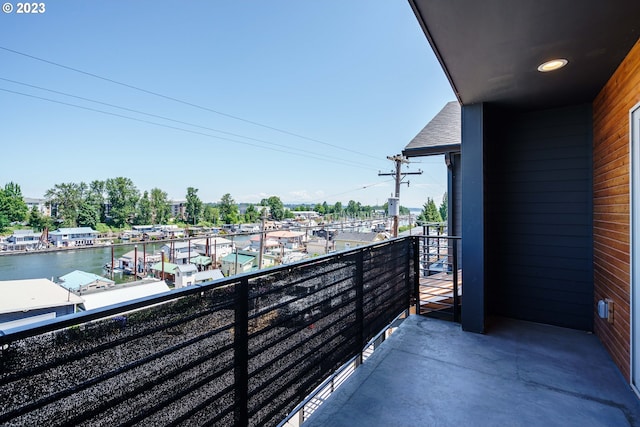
403, 101, 460, 157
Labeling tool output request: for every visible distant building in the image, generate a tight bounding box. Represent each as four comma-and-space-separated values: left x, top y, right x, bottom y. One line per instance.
306, 238, 335, 256
292, 211, 319, 220
192, 237, 234, 263
333, 232, 388, 252
161, 242, 197, 265
194, 269, 224, 284
23, 197, 50, 216
49, 227, 98, 248
170, 200, 186, 221
0, 278, 84, 330
58, 270, 115, 293
2, 230, 43, 251
220, 253, 255, 276
174, 264, 198, 288
79, 279, 170, 311
266, 230, 306, 250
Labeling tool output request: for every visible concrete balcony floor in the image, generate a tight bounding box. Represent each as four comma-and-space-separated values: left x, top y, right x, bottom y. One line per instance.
304, 315, 640, 427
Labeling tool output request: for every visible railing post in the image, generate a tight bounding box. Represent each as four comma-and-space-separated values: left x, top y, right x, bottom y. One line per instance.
355, 250, 364, 366
452, 239, 460, 323
412, 236, 420, 314
234, 278, 249, 426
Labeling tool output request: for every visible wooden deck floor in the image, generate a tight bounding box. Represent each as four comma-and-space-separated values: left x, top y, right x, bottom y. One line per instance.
418, 270, 462, 316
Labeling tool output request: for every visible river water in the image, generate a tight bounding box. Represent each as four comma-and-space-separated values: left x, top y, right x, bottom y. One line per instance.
0, 244, 163, 284
0, 235, 253, 284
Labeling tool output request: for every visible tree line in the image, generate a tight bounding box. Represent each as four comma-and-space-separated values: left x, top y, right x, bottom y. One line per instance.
0, 179, 439, 233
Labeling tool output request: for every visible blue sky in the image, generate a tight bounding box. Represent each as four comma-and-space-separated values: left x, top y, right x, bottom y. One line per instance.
0, 1, 454, 208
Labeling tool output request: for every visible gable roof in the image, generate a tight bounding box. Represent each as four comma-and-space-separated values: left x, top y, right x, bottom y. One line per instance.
80, 280, 171, 311
59, 270, 115, 291
50, 227, 97, 235
334, 232, 386, 243
409, 0, 640, 109
403, 101, 460, 157
221, 253, 255, 265
150, 262, 179, 274
0, 279, 84, 314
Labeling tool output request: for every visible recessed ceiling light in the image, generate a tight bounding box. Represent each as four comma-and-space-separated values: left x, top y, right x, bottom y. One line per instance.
537, 58, 568, 72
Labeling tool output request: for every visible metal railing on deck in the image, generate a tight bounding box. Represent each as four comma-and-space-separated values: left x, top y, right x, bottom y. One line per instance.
414, 225, 461, 322
0, 238, 415, 427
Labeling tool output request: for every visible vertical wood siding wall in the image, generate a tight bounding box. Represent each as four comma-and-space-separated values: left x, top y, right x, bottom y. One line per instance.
593, 39, 640, 381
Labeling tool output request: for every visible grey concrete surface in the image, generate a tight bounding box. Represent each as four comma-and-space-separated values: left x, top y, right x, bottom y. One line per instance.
304, 315, 640, 427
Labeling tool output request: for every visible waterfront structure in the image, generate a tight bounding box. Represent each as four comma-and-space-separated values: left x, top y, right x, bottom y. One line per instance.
0, 278, 83, 330
118, 249, 161, 274
48, 227, 98, 248
192, 237, 234, 262
161, 242, 197, 265
79, 279, 170, 311
266, 230, 306, 250
149, 261, 178, 282
220, 252, 255, 276
2, 230, 43, 251
333, 231, 388, 251
193, 268, 224, 284
58, 270, 115, 293
174, 264, 198, 288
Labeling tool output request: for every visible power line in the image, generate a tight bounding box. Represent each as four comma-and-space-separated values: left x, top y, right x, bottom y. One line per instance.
0, 45, 383, 161
0, 87, 377, 170
302, 179, 395, 204
0, 77, 382, 171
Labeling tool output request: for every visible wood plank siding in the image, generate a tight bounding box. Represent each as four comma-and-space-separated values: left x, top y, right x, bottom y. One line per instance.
485, 105, 594, 331
593, 38, 640, 382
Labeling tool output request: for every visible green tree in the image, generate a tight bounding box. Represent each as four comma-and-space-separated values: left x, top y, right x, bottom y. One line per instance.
346, 200, 361, 217
87, 180, 106, 222
0, 212, 9, 233
0, 182, 28, 223
439, 192, 448, 221
106, 177, 139, 228
203, 205, 220, 225
77, 201, 99, 229
219, 193, 239, 224
333, 201, 343, 218
185, 187, 203, 225
150, 188, 171, 224
420, 197, 443, 223
27, 205, 53, 231
261, 196, 285, 221
244, 204, 259, 223
45, 182, 84, 227
136, 191, 153, 225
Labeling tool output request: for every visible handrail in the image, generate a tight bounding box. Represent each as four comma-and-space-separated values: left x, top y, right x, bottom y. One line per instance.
0, 236, 416, 427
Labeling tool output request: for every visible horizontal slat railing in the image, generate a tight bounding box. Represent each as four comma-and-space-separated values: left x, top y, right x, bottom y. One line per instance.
415, 227, 462, 322
0, 237, 415, 427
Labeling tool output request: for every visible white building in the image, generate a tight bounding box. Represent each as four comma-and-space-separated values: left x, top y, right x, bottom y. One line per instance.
3, 230, 43, 251
0, 279, 84, 330
192, 237, 235, 262
49, 227, 98, 248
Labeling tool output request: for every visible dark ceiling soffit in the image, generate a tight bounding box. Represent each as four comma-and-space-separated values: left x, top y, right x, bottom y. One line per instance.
403, 144, 460, 158
407, 0, 462, 105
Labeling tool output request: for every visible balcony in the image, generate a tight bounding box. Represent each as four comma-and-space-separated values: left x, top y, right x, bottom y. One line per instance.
0, 238, 415, 426
2, 235, 639, 426
304, 314, 640, 426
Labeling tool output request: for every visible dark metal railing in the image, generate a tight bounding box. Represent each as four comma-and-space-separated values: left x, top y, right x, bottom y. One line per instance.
0, 237, 415, 427
414, 226, 461, 322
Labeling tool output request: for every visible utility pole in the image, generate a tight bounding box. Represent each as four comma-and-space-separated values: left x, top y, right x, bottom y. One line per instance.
379, 154, 422, 237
